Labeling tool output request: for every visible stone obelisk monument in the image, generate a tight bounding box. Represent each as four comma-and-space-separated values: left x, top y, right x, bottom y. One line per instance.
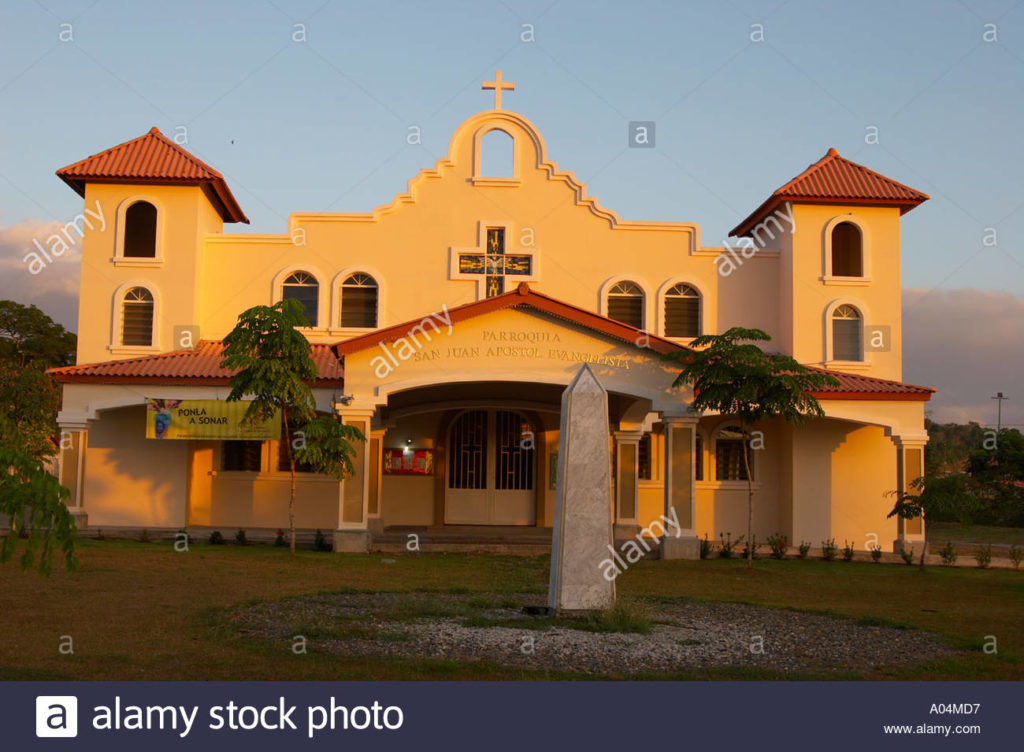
548, 364, 615, 615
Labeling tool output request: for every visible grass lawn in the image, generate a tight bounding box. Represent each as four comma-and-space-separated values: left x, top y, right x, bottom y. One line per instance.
927, 522, 1024, 547
0, 539, 1021, 680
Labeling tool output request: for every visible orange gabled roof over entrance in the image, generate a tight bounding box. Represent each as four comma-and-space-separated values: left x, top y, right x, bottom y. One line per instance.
731, 147, 929, 237
56, 127, 249, 223
332, 283, 932, 401
48, 341, 342, 387
331, 282, 684, 358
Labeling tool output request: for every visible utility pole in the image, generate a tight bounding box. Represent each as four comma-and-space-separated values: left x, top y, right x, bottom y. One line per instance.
992, 392, 1009, 433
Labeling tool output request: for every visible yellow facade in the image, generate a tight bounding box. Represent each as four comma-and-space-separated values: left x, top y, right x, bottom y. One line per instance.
54, 75, 931, 555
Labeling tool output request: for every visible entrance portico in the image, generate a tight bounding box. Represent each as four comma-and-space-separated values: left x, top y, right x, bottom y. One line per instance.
332, 283, 700, 554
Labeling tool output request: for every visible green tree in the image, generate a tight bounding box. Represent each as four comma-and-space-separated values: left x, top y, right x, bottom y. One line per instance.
219, 299, 365, 554
0, 300, 77, 368
887, 473, 979, 525
0, 361, 62, 459
0, 301, 78, 572
665, 327, 839, 567
0, 442, 77, 574
293, 415, 363, 480
966, 428, 1024, 526
0, 301, 76, 459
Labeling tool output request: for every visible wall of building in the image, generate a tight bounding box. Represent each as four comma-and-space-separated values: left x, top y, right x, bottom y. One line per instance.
76, 183, 223, 365
829, 423, 899, 549
786, 204, 904, 380
81, 405, 188, 527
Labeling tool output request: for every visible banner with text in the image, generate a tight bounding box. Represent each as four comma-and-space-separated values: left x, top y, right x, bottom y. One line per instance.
145, 399, 280, 440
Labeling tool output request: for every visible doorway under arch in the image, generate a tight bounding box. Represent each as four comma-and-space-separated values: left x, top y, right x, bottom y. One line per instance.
445, 408, 536, 525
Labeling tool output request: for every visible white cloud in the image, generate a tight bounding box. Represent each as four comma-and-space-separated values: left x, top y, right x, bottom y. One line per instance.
903, 288, 1024, 428
0, 219, 82, 330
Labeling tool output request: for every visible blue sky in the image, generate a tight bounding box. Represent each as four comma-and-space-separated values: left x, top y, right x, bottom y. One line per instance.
0, 0, 1022, 423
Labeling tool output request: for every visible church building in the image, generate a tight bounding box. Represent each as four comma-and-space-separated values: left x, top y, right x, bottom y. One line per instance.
49, 72, 933, 556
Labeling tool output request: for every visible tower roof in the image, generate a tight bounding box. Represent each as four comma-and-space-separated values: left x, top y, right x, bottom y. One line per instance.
56, 127, 248, 223
730, 147, 928, 237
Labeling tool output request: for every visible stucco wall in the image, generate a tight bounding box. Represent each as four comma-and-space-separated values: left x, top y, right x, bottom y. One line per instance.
82, 405, 188, 527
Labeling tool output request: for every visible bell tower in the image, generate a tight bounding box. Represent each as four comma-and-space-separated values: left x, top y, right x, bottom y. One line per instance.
730, 148, 928, 381
56, 127, 248, 363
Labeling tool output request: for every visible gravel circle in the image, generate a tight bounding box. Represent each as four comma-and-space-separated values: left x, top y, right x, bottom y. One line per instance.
228, 593, 954, 675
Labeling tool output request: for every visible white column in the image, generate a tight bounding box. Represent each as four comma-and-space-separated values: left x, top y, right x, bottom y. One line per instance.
892, 433, 928, 555
613, 429, 642, 532
56, 418, 90, 528
367, 428, 385, 535
332, 407, 374, 552
661, 413, 700, 559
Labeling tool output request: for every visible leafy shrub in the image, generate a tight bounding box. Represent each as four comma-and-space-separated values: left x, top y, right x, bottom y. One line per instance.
821, 538, 838, 561
95, 529, 104, 541
766, 533, 788, 559
139, 528, 150, 543
1010, 544, 1022, 570
273, 529, 286, 547
899, 544, 914, 565
314, 529, 332, 552
717, 532, 743, 559
235, 529, 247, 546
176, 528, 192, 544
869, 545, 883, 562
975, 544, 992, 569
699, 533, 713, 560
939, 541, 957, 566
209, 530, 224, 545
841, 541, 855, 561
797, 541, 811, 559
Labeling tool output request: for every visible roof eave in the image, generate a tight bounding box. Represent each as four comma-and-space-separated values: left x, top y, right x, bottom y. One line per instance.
730, 195, 927, 237
53, 174, 249, 224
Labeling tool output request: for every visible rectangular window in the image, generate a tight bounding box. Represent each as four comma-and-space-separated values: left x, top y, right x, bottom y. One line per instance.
716, 440, 750, 481
833, 320, 862, 361
277, 436, 316, 473
664, 297, 699, 338
122, 304, 154, 346
607, 296, 643, 328
695, 433, 703, 482
222, 441, 262, 472
340, 286, 377, 328
638, 434, 652, 481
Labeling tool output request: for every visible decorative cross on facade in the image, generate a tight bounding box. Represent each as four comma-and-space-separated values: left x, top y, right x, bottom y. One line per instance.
482, 70, 515, 110
450, 226, 537, 298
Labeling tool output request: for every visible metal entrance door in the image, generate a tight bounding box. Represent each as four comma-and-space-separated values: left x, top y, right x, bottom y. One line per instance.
445, 409, 536, 525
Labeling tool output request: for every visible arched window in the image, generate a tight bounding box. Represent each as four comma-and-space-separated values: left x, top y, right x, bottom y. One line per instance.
340, 273, 378, 328
831, 222, 862, 277
123, 201, 157, 258
664, 283, 701, 338
832, 304, 863, 361
607, 281, 644, 328
480, 129, 514, 177
282, 272, 319, 327
121, 287, 154, 346
715, 425, 751, 481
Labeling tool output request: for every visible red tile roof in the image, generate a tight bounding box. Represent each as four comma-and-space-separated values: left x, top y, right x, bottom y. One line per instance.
48, 341, 343, 386
47, 288, 932, 401
333, 283, 933, 401
806, 367, 934, 401
731, 147, 929, 237
56, 127, 248, 223
332, 282, 684, 357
